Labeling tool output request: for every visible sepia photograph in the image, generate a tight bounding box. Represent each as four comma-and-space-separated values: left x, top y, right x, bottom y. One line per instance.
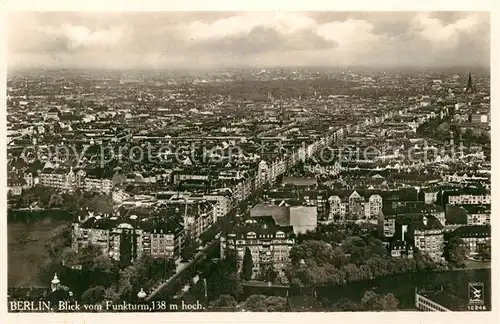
4, 7, 492, 317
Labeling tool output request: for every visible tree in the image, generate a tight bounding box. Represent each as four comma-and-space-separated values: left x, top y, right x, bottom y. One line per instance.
289, 240, 334, 266
78, 244, 104, 269
289, 278, 303, 295
91, 255, 120, 285
119, 230, 134, 268
241, 247, 253, 281
258, 263, 278, 283
263, 296, 287, 312
89, 194, 114, 214
47, 224, 72, 258
191, 278, 207, 301
240, 295, 267, 311
240, 295, 287, 312
444, 237, 469, 268
224, 248, 238, 273
477, 242, 491, 261
181, 234, 199, 262
330, 297, 360, 311
75, 195, 91, 211
361, 290, 399, 311
33, 184, 54, 207
379, 293, 399, 311
81, 286, 106, 304
60, 247, 78, 266
48, 193, 64, 208
464, 128, 474, 142
199, 224, 217, 244
210, 294, 237, 308
205, 251, 242, 300
152, 257, 176, 279
341, 236, 372, 264
414, 249, 438, 271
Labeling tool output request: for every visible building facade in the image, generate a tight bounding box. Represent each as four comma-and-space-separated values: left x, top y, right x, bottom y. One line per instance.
220, 221, 295, 279
414, 216, 445, 262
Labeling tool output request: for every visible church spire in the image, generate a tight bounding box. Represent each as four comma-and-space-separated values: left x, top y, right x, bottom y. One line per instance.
278, 96, 288, 125
465, 69, 474, 93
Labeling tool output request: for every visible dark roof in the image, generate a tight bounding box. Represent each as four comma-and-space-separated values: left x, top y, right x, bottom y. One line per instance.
461, 204, 490, 214
390, 240, 412, 250
445, 187, 489, 196
452, 225, 491, 238
8, 177, 26, 186
80, 214, 185, 235
385, 202, 443, 216
414, 215, 444, 231
229, 219, 294, 238
84, 167, 114, 179
445, 205, 468, 225
47, 107, 61, 113
250, 204, 290, 226
79, 202, 211, 234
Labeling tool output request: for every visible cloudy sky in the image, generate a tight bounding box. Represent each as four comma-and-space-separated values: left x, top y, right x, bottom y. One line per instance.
8, 11, 490, 69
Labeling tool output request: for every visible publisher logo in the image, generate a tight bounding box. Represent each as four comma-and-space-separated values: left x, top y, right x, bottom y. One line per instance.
468, 282, 485, 305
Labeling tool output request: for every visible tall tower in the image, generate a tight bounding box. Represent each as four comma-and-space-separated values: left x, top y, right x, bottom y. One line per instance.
279, 100, 285, 125
465, 69, 475, 93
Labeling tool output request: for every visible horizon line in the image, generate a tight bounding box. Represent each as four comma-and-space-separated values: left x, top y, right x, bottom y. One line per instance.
7, 64, 492, 72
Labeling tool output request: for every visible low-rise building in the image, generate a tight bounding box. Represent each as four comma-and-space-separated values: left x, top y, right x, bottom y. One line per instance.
390, 240, 414, 259
415, 290, 468, 311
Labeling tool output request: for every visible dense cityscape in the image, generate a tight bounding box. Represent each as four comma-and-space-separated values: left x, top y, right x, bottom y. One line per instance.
6, 11, 491, 314
7, 66, 491, 312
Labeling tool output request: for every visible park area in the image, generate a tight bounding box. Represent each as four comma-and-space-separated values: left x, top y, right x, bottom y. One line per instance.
8, 218, 71, 287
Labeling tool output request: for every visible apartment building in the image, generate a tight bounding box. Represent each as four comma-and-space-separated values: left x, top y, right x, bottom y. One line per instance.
38, 167, 115, 194
71, 203, 211, 262
203, 191, 233, 219
328, 190, 383, 221
414, 216, 445, 263
382, 216, 396, 238
39, 168, 77, 191
447, 193, 490, 205
85, 177, 113, 194
220, 219, 295, 279
451, 225, 491, 256
462, 205, 490, 225
304, 161, 342, 177
328, 195, 347, 219
256, 160, 270, 189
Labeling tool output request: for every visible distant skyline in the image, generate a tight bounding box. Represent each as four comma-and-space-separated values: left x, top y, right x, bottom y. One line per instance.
8, 11, 490, 70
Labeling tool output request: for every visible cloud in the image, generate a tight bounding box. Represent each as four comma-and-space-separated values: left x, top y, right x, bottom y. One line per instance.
61, 24, 125, 50
411, 12, 482, 48
8, 14, 125, 54
189, 26, 336, 57
7, 12, 490, 69
316, 18, 381, 51
182, 12, 317, 41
